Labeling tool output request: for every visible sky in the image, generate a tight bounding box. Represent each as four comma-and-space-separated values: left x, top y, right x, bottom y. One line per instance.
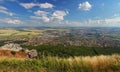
0, 0, 120, 27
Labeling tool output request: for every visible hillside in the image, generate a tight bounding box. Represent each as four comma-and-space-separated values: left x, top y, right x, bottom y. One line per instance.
0, 50, 26, 58
0, 55, 119, 72
0, 43, 38, 59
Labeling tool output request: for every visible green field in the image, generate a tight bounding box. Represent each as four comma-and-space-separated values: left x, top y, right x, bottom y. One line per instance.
0, 28, 44, 38
0, 28, 68, 38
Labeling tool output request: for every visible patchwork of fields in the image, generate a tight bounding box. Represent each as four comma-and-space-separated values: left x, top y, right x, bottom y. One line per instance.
0, 28, 44, 38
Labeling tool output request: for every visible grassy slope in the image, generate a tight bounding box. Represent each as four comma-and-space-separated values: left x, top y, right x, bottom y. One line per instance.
0, 55, 119, 72
0, 50, 27, 58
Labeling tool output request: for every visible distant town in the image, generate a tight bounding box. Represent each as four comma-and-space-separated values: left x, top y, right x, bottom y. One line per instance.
0, 27, 120, 47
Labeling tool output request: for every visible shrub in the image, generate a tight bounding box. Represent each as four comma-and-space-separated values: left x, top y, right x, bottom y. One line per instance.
11, 51, 16, 56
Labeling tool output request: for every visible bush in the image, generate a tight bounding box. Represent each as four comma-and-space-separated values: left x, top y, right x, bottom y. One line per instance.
20, 49, 25, 52
21, 45, 120, 58
11, 51, 16, 56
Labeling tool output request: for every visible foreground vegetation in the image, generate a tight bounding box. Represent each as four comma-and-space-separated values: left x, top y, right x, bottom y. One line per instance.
0, 55, 120, 72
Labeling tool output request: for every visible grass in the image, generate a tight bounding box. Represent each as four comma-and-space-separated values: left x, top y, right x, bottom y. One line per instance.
0, 58, 42, 72
0, 54, 119, 72
0, 28, 68, 38
0, 28, 44, 38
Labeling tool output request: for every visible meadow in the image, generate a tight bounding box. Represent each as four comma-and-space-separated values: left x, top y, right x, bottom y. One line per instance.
0, 28, 68, 38
0, 55, 119, 72
0, 28, 44, 38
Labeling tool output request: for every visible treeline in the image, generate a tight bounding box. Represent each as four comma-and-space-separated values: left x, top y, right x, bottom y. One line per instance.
22, 45, 120, 58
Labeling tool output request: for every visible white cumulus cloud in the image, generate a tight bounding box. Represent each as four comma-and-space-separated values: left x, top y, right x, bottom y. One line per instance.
78, 1, 92, 11
6, 19, 22, 24
34, 10, 48, 16
20, 3, 36, 9
31, 10, 50, 22
20, 2, 54, 9
41, 16, 50, 23
51, 10, 67, 21
39, 2, 54, 8
31, 10, 68, 23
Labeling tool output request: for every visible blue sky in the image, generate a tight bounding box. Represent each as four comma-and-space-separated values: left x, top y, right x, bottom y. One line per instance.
0, 0, 120, 27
